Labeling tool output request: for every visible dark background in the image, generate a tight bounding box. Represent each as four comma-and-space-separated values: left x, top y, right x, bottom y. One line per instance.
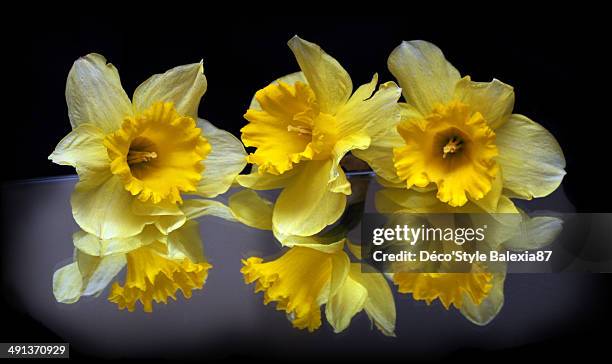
2, 15, 610, 361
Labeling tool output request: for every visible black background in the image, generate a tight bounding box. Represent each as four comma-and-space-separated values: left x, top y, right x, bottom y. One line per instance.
2, 14, 610, 361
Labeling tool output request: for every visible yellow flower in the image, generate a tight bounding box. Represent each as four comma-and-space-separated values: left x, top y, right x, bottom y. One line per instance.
354, 41, 566, 210
50, 54, 246, 239
53, 220, 211, 312
375, 186, 563, 325
237, 36, 402, 238
241, 241, 395, 335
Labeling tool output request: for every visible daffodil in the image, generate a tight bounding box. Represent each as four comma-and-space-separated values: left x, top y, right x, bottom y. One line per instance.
230, 189, 395, 334
53, 220, 211, 312
375, 186, 563, 325
50, 54, 246, 240
237, 36, 402, 239
354, 41, 566, 211
241, 242, 395, 335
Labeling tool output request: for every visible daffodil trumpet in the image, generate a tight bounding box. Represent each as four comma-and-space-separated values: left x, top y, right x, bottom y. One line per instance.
50, 54, 246, 240
237, 36, 402, 241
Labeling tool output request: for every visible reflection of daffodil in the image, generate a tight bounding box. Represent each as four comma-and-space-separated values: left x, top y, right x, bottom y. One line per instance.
376, 187, 563, 325
238, 36, 401, 238
53, 220, 211, 312
394, 270, 492, 308
231, 190, 396, 335
50, 54, 246, 239
355, 41, 565, 210
241, 242, 395, 335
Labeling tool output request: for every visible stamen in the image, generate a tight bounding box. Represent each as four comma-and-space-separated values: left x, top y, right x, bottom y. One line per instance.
287, 125, 312, 135
127, 150, 158, 165
443, 136, 462, 159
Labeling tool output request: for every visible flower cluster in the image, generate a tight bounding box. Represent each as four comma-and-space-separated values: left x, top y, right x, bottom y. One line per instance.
51, 37, 565, 333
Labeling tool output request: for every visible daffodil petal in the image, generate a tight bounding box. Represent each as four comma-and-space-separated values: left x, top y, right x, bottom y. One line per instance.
73, 227, 162, 257
325, 273, 368, 333
133, 61, 206, 119
52, 262, 83, 304
288, 36, 352, 114
495, 114, 566, 199
71, 174, 154, 239
77, 250, 126, 296
329, 248, 351, 298
66, 53, 133, 133
228, 189, 273, 230
72, 230, 140, 256
273, 160, 346, 237
454, 77, 515, 130
48, 123, 109, 179
347, 240, 362, 260
348, 264, 396, 336
328, 78, 402, 189
330, 133, 371, 195
352, 127, 405, 184
350, 100, 415, 185
166, 220, 205, 263
276, 235, 346, 253
375, 188, 445, 214
459, 271, 506, 326
195, 119, 246, 198
336, 80, 402, 139
181, 198, 237, 222
236, 165, 300, 190
504, 214, 563, 251
388, 41, 460, 115
154, 215, 187, 235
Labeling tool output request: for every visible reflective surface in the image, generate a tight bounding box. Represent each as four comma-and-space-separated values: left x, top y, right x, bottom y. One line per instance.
0, 176, 602, 360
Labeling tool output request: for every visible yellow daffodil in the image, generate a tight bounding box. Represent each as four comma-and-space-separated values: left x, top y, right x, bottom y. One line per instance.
376, 187, 563, 325
50, 54, 246, 239
241, 241, 395, 335
231, 189, 396, 334
237, 36, 402, 239
53, 220, 211, 312
354, 41, 566, 211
